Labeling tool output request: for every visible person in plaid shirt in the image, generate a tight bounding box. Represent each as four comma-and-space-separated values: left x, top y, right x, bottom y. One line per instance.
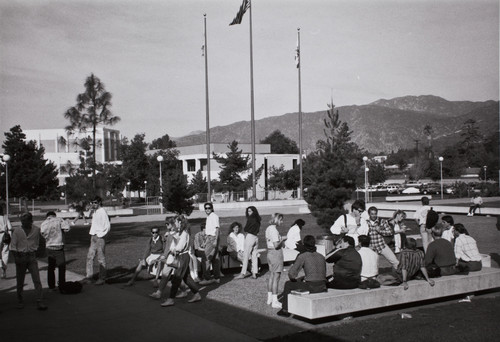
367, 206, 399, 269
453, 224, 482, 272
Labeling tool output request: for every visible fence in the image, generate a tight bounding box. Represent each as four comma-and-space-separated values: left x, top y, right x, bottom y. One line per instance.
145, 196, 163, 215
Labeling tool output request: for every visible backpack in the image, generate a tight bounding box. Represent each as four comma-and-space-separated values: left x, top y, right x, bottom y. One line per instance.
59, 281, 83, 294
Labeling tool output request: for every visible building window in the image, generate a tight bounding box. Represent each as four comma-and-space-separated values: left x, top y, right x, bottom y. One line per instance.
200, 159, 207, 171
293, 159, 298, 169
187, 159, 196, 172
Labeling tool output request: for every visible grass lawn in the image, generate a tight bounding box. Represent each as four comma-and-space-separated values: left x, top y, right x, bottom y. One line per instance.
62, 213, 422, 280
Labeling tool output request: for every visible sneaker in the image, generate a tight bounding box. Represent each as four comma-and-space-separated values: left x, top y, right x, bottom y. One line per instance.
277, 309, 291, 317
467, 213, 473, 217
175, 291, 188, 298
70, 222, 76, 226
272, 301, 282, 309
37, 301, 48, 311
234, 273, 246, 280
199, 279, 216, 286
84, 222, 90, 225
150, 291, 161, 299
188, 293, 202, 303
95, 279, 105, 285
251, 273, 258, 279
161, 298, 175, 307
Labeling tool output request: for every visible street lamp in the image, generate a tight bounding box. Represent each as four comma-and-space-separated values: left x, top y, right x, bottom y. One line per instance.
127, 181, 131, 204
2, 154, 10, 217
144, 180, 148, 203
438, 156, 444, 200
483, 165, 487, 182
157, 156, 164, 214
363, 156, 368, 204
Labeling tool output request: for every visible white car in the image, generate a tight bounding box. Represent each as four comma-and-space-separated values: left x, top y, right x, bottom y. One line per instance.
402, 187, 420, 194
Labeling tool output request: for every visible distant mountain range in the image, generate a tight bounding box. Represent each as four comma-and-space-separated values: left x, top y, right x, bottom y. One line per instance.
174, 95, 499, 153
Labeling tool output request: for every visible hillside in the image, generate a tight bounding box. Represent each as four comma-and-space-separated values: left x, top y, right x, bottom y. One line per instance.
174, 95, 498, 153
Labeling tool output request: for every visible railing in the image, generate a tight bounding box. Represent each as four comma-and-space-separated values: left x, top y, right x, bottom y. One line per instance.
192, 190, 299, 204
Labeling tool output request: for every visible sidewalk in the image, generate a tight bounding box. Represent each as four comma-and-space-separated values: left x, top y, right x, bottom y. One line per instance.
1, 260, 258, 342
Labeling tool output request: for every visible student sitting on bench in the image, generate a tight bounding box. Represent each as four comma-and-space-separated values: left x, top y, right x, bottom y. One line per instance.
326, 236, 362, 289
453, 224, 482, 272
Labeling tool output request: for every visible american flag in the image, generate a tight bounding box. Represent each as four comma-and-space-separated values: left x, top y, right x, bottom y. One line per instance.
229, 0, 250, 26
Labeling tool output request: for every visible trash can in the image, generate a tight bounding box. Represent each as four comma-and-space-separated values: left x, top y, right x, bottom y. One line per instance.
316, 235, 337, 255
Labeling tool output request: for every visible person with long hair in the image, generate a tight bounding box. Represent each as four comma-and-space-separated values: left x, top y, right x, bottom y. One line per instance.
0, 203, 13, 279
265, 213, 286, 309
161, 215, 201, 307
235, 206, 261, 279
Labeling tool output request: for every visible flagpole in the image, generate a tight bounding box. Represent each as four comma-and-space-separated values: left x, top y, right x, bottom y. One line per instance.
297, 28, 303, 200
249, 0, 256, 200
204, 14, 212, 201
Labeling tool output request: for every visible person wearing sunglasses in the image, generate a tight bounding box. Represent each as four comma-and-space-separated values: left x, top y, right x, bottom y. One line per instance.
126, 227, 165, 286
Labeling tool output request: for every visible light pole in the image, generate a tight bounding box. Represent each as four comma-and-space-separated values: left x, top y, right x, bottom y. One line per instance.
157, 156, 164, 214
144, 180, 147, 203
483, 165, 487, 182
127, 181, 131, 204
438, 156, 444, 199
2, 154, 10, 217
363, 156, 368, 204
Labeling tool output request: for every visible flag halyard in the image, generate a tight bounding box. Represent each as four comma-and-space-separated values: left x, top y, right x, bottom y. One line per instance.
229, 0, 250, 25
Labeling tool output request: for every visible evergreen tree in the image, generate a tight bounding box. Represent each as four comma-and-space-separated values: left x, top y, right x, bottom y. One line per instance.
150, 134, 177, 150
1, 125, 59, 200
260, 130, 299, 154
64, 73, 120, 186
268, 165, 299, 191
303, 102, 362, 229
213, 141, 250, 192
163, 168, 193, 215
120, 134, 149, 196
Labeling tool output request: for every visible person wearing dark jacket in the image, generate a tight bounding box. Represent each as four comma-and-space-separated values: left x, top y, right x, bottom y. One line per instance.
235, 206, 261, 279
277, 235, 327, 317
327, 235, 362, 289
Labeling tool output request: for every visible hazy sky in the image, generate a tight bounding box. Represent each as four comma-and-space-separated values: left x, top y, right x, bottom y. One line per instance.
1, 0, 498, 144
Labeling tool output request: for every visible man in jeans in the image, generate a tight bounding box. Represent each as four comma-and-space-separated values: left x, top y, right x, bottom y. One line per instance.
199, 202, 221, 285
367, 206, 399, 270
41, 211, 70, 291
82, 196, 110, 285
10, 212, 47, 310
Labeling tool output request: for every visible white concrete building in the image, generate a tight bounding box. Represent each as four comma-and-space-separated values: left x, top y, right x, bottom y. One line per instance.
148, 143, 300, 200
24, 126, 121, 185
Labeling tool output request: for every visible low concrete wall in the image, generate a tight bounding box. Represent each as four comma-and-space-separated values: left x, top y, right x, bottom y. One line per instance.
288, 267, 500, 320
198, 199, 309, 212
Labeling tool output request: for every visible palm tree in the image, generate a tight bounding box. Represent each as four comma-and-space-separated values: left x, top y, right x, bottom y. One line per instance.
64, 74, 120, 188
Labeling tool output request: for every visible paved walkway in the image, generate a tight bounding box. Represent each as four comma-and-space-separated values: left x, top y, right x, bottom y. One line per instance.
0, 260, 258, 342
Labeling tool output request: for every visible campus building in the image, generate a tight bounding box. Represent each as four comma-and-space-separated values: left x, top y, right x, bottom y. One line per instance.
147, 143, 300, 200
23, 126, 121, 185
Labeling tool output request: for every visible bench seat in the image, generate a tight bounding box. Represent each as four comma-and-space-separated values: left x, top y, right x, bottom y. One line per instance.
56, 208, 134, 219
288, 267, 500, 320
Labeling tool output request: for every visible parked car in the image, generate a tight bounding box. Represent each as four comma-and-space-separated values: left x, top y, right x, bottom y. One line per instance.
402, 187, 420, 194
420, 183, 441, 195
386, 184, 402, 194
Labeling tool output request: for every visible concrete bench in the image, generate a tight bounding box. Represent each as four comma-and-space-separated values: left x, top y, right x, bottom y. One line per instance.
375, 203, 500, 219
386, 195, 433, 202
287, 267, 500, 320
